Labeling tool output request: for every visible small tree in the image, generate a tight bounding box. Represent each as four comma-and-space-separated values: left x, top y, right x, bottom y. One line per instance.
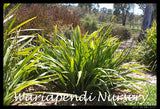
113, 3, 132, 26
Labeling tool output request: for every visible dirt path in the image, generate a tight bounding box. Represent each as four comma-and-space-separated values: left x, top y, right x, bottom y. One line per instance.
118, 38, 157, 86
119, 38, 135, 49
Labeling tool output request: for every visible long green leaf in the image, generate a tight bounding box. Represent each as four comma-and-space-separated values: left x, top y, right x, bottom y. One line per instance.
10, 45, 42, 80
8, 17, 37, 34
76, 71, 82, 86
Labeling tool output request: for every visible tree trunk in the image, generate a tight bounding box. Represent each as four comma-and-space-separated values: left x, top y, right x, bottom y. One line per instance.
122, 15, 127, 26
138, 4, 152, 42
122, 10, 128, 26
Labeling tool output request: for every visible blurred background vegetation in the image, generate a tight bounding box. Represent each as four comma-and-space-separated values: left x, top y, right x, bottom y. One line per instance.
5, 3, 156, 41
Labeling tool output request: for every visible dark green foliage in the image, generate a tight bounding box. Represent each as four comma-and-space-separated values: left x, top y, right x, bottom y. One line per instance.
112, 25, 131, 40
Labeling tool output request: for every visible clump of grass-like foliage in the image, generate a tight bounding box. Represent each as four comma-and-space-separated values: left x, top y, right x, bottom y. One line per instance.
37, 24, 148, 105
3, 3, 58, 105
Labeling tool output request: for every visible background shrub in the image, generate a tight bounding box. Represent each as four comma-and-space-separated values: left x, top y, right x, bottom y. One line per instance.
81, 14, 98, 34
112, 24, 131, 40
100, 24, 131, 40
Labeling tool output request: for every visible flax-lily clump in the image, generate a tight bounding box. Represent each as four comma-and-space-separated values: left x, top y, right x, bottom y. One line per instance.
38, 24, 148, 105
